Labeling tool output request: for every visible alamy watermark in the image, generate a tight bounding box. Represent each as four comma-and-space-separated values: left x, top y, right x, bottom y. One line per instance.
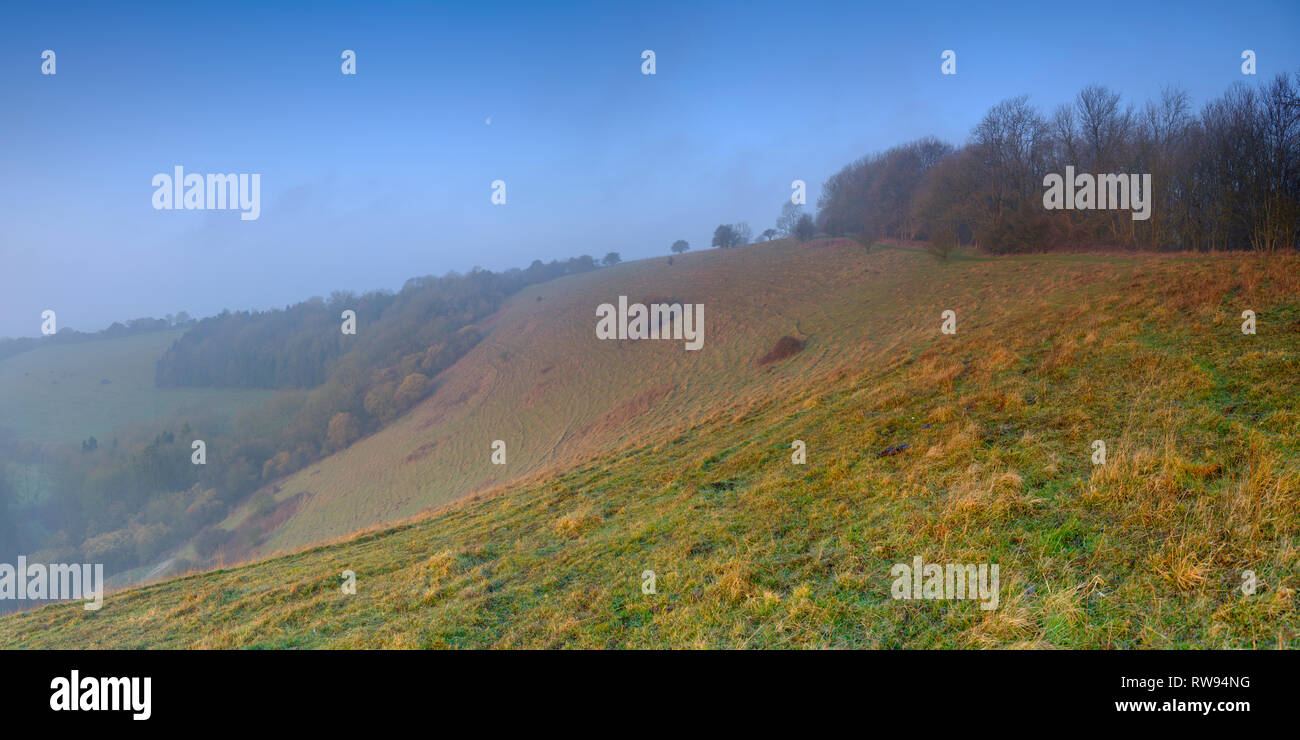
0, 556, 104, 610
50, 670, 150, 720
152, 166, 261, 221
891, 556, 999, 611
1043, 166, 1151, 221
595, 296, 704, 350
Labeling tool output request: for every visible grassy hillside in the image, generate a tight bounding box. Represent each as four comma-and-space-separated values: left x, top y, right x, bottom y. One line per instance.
208, 239, 912, 563
2, 243, 1298, 648
0, 330, 276, 445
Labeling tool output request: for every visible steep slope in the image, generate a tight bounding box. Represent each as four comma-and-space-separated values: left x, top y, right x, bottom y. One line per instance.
214, 239, 897, 562
3, 245, 1298, 648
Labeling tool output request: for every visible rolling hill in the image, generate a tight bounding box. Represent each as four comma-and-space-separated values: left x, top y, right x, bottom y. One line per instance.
207, 238, 900, 563
2, 241, 1298, 648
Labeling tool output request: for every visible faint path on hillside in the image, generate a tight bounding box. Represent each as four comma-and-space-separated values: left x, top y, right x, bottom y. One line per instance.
146, 558, 174, 580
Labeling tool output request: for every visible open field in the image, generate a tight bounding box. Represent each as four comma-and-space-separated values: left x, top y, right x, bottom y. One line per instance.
0, 330, 277, 446
2, 243, 1297, 648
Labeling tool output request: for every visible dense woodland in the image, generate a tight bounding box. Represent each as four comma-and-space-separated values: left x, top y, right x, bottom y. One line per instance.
816, 73, 1300, 254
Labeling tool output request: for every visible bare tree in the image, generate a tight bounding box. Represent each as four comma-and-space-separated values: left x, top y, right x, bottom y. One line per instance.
776, 202, 803, 237
817, 73, 1300, 255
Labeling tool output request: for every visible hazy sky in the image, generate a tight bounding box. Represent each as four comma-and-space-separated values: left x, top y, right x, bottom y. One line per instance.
2, 0, 1297, 338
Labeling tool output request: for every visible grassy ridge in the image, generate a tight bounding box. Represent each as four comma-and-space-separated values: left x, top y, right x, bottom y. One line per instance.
2, 245, 1297, 648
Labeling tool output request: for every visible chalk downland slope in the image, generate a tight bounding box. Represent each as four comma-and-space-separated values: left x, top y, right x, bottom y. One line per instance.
2, 243, 1298, 648
213, 239, 898, 562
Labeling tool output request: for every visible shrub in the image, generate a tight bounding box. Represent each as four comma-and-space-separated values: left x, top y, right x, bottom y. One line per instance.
757, 336, 806, 365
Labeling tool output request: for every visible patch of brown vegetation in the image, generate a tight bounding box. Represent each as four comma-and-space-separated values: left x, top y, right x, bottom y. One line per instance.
756, 336, 806, 366
402, 434, 450, 465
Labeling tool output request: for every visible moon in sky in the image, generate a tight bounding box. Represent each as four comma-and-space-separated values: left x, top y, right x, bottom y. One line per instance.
485, 116, 491, 126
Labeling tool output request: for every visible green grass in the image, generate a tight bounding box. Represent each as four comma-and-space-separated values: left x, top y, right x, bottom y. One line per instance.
1, 243, 1297, 648
0, 330, 277, 445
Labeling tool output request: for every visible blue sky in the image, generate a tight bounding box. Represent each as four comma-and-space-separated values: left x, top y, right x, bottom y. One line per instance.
2, 0, 1297, 337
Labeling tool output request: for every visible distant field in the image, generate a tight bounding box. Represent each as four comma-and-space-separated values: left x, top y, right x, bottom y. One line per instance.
0, 330, 277, 445
4, 243, 1295, 648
